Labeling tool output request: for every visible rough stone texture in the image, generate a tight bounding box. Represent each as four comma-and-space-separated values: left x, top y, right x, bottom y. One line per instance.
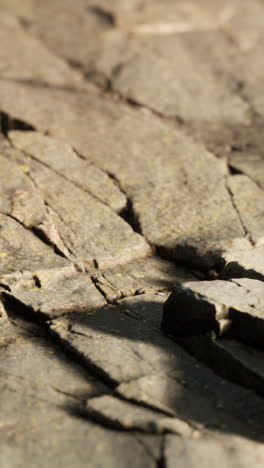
92, 256, 195, 302
162, 278, 264, 347
85, 394, 195, 435
230, 152, 264, 191
164, 434, 264, 468
0, 83, 250, 266
0, 212, 71, 277
2, 272, 106, 320
227, 175, 264, 246
222, 247, 264, 281
0, 136, 150, 270
50, 296, 264, 441
0, 16, 84, 89
0, 1, 264, 466
9, 131, 127, 213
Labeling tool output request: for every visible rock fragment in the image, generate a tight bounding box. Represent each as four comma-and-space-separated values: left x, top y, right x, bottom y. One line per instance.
162, 278, 264, 348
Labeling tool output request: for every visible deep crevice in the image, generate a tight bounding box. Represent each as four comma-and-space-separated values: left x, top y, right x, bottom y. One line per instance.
120, 199, 142, 235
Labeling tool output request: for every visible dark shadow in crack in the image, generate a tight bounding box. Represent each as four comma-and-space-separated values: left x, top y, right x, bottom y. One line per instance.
50, 297, 264, 443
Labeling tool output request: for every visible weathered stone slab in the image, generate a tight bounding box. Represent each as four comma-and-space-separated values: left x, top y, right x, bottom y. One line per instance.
0, 139, 150, 270
93, 256, 195, 302
0, 17, 84, 89
9, 131, 126, 213
222, 247, 264, 281
0, 312, 162, 467
230, 152, 264, 191
85, 394, 195, 435
50, 294, 264, 439
0, 316, 107, 402
179, 332, 264, 397
0, 82, 249, 268
164, 434, 264, 468
162, 278, 264, 348
95, 32, 248, 123
116, 357, 264, 438
227, 175, 264, 246
0, 384, 156, 468
0, 212, 71, 277
2, 271, 105, 320
49, 296, 183, 385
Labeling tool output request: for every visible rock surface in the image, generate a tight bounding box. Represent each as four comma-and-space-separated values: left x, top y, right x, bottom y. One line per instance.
0, 1, 264, 466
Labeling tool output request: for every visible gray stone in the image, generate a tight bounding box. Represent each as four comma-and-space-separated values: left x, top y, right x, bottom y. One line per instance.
116, 363, 264, 439
0, 387, 156, 468
50, 294, 264, 439
179, 332, 264, 398
96, 33, 248, 123
0, 16, 84, 89
0, 139, 150, 270
0, 82, 249, 268
164, 434, 264, 468
85, 394, 195, 435
9, 131, 126, 213
162, 278, 264, 348
49, 296, 184, 385
222, 247, 264, 281
2, 271, 106, 320
227, 175, 264, 246
230, 152, 264, 191
0, 316, 107, 402
0, 315, 159, 467
0, 212, 71, 278
92, 256, 195, 302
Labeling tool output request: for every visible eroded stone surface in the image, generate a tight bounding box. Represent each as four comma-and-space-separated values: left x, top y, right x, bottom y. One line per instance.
162, 278, 264, 347
0, 136, 150, 270
164, 434, 264, 468
227, 175, 264, 246
9, 131, 127, 213
0, 212, 71, 277
222, 247, 264, 281
0, 83, 250, 267
0, 16, 85, 89
0, 0, 264, 465
50, 295, 264, 440
92, 256, 195, 302
2, 272, 106, 320
85, 394, 195, 435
